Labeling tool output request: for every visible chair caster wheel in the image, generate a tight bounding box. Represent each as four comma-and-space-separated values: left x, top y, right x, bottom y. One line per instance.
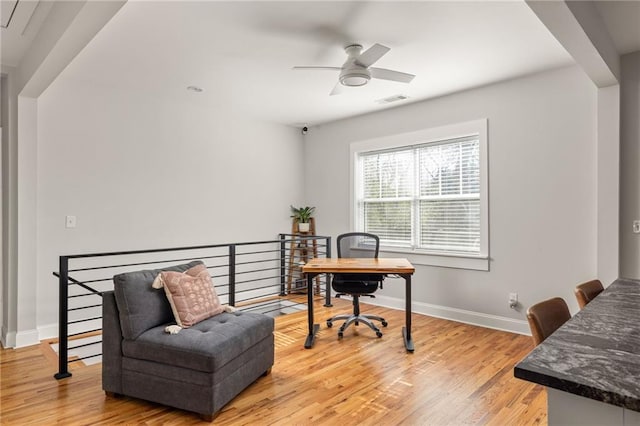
376, 331, 383, 338
338, 332, 344, 339
381, 321, 388, 327
327, 321, 333, 328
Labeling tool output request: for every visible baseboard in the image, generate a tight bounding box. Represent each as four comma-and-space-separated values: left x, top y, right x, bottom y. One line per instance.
15, 329, 40, 348
14, 299, 529, 349
1, 325, 15, 348
38, 323, 59, 341
369, 294, 531, 336
0, 324, 61, 348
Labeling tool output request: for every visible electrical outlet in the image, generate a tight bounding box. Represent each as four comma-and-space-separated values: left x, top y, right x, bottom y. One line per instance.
65, 215, 77, 228
509, 292, 518, 309
634, 220, 640, 234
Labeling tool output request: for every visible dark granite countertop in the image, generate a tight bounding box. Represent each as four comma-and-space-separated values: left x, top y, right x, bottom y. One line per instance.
514, 278, 640, 412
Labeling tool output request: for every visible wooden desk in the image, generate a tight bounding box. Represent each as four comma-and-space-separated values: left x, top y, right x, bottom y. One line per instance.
302, 258, 416, 352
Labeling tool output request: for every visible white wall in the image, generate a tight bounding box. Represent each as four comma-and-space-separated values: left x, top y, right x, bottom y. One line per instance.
620, 51, 640, 279
597, 85, 620, 286
16, 96, 39, 347
305, 66, 598, 331
0, 75, 5, 335
35, 76, 305, 331
1, 68, 19, 347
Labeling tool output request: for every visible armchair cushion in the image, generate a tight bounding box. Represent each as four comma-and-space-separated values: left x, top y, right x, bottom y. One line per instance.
121, 311, 274, 373
114, 260, 202, 340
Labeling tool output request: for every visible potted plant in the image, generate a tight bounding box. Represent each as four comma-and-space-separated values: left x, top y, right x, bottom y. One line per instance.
290, 205, 315, 233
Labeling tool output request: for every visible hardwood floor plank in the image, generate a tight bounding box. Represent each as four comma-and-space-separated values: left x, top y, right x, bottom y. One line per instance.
0, 298, 546, 425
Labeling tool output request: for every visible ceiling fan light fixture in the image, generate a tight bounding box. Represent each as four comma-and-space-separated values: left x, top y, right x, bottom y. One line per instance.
293, 43, 414, 95
340, 72, 370, 87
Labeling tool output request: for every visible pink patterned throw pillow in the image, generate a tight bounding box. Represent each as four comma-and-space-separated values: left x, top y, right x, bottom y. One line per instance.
152, 263, 224, 328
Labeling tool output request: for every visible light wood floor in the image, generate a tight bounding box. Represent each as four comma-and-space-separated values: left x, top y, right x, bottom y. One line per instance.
0, 298, 546, 425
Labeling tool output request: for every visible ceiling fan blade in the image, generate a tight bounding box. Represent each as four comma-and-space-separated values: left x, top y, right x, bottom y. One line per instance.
370, 67, 415, 83
292, 66, 342, 71
330, 82, 346, 96
355, 43, 390, 67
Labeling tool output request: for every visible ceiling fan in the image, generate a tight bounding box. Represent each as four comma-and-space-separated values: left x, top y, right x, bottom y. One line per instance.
293, 43, 415, 96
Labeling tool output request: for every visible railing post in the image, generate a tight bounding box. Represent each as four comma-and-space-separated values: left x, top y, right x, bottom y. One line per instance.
279, 234, 286, 296
54, 256, 72, 379
229, 245, 236, 306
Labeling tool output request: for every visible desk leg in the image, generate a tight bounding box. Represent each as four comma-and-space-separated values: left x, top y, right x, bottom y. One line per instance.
402, 274, 414, 352
305, 273, 319, 349
324, 273, 332, 307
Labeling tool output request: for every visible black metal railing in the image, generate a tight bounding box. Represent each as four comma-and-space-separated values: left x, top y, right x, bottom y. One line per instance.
53, 234, 331, 379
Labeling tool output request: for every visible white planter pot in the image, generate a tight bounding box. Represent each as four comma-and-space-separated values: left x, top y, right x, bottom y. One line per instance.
298, 222, 310, 233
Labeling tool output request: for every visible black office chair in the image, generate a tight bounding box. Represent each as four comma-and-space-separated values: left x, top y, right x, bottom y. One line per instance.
326, 232, 387, 338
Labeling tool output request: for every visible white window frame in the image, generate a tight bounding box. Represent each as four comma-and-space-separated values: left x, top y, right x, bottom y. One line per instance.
350, 119, 489, 271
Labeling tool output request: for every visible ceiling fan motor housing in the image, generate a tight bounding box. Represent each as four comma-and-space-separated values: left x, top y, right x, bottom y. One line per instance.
340, 44, 371, 86
292, 42, 413, 94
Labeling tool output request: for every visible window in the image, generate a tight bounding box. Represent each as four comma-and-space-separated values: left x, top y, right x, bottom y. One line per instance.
351, 120, 488, 270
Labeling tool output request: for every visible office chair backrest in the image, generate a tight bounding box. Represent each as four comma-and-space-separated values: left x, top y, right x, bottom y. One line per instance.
337, 232, 379, 259
574, 279, 604, 309
526, 297, 571, 346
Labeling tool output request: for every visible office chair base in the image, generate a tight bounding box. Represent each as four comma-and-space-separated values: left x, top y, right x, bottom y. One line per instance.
327, 314, 387, 338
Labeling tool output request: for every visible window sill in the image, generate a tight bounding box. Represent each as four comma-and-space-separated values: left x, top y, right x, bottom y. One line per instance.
378, 247, 489, 271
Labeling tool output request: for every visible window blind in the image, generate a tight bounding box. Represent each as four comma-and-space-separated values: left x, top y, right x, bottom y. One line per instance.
357, 135, 481, 254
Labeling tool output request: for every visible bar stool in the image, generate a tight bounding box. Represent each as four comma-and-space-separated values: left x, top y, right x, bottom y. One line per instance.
574, 279, 604, 309
526, 297, 571, 346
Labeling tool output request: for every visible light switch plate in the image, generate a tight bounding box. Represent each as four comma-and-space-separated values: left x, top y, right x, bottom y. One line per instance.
634, 220, 640, 234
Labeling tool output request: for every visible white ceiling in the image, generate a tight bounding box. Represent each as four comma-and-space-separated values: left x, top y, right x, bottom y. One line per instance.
2, 1, 639, 127
1, 0, 53, 67
593, 0, 640, 55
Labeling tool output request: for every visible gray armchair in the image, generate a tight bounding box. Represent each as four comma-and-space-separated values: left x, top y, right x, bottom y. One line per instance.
102, 261, 274, 421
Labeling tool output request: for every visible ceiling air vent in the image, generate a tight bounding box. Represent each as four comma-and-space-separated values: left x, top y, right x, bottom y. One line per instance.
376, 94, 410, 104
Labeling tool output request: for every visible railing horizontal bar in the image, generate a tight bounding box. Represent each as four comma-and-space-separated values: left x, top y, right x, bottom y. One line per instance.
236, 258, 281, 266
210, 275, 229, 281
236, 293, 286, 304
235, 248, 283, 256
68, 316, 102, 325
68, 278, 110, 285
240, 299, 308, 310
68, 328, 102, 338
54, 272, 104, 296
66, 267, 232, 287
235, 282, 283, 293
283, 251, 328, 258
235, 266, 281, 275
67, 261, 322, 283
235, 275, 282, 285
241, 305, 304, 315
69, 304, 102, 312
69, 293, 102, 299
282, 240, 327, 245
203, 264, 229, 270
68, 253, 229, 272
69, 353, 102, 363
69, 340, 102, 351
62, 237, 328, 259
